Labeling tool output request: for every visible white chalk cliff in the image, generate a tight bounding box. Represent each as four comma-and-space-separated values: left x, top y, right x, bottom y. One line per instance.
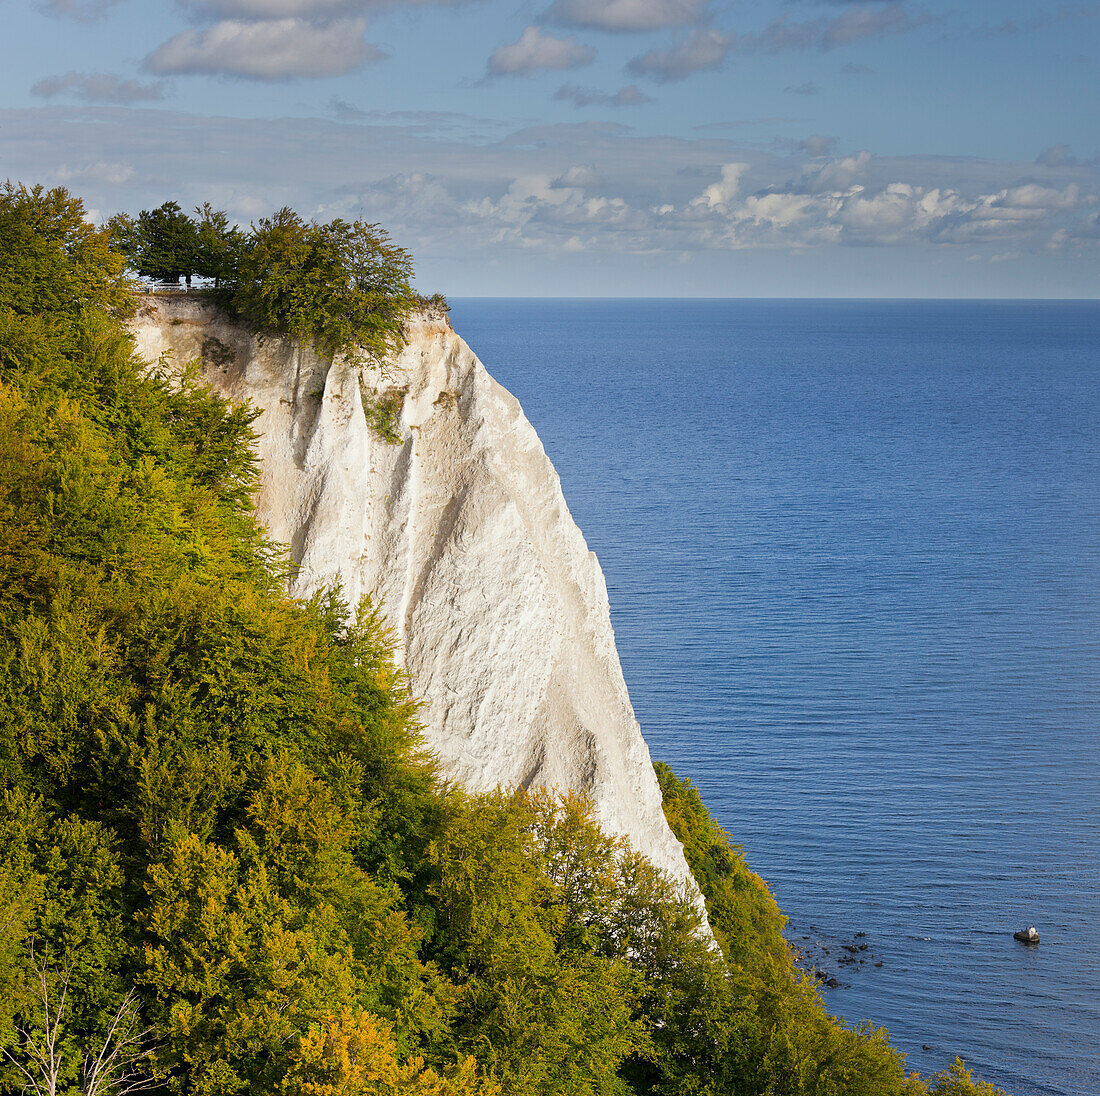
132, 295, 701, 902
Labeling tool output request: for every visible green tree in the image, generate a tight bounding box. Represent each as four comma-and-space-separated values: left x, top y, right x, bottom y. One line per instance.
0, 182, 131, 321
105, 211, 142, 272
428, 791, 654, 1096
191, 204, 243, 288
225, 209, 416, 361
0, 182, 443, 1095
282, 1009, 496, 1096
927, 1060, 1009, 1096
653, 761, 789, 972
131, 201, 201, 287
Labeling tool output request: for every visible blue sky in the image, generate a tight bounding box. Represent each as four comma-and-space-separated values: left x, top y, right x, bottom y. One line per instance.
1, 0, 1098, 295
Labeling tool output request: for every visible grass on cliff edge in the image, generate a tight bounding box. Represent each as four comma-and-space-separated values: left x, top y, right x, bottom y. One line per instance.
0, 181, 1007, 1096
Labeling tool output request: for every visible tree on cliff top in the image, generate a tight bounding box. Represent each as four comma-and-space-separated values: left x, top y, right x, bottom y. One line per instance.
106, 199, 418, 362
108, 202, 243, 290
223, 207, 417, 362
108, 201, 202, 287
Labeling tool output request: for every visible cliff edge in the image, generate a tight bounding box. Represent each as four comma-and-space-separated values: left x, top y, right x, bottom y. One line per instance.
132, 294, 701, 900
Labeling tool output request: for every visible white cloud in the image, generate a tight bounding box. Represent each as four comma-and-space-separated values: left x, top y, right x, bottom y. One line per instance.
487, 27, 596, 77
337, 165, 1099, 255
146, 17, 383, 79
31, 72, 165, 103
627, 29, 733, 82
544, 0, 707, 33
553, 83, 652, 106
51, 161, 139, 186
672, 162, 1089, 249
994, 183, 1079, 211
803, 149, 871, 191
690, 162, 749, 209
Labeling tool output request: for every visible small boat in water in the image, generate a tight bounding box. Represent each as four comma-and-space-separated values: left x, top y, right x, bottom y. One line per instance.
1013, 926, 1040, 945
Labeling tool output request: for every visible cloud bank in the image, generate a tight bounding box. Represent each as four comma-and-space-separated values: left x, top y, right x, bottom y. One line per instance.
6, 107, 1092, 270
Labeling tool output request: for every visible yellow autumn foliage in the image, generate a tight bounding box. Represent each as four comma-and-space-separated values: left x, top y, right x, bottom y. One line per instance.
284, 1009, 498, 1096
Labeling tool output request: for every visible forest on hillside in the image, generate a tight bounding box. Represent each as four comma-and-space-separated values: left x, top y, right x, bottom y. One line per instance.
0, 181, 1005, 1096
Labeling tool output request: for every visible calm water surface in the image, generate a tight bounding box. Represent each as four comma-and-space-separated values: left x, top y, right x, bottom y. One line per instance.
448, 299, 1100, 1096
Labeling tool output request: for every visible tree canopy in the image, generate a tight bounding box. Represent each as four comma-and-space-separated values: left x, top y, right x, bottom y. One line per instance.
0, 181, 1011, 1096
107, 202, 203, 287
107, 200, 419, 363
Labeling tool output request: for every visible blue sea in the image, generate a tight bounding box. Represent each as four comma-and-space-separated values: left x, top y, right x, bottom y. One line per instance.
447, 299, 1100, 1096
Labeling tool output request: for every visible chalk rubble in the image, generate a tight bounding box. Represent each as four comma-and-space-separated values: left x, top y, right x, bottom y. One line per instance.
132, 296, 703, 906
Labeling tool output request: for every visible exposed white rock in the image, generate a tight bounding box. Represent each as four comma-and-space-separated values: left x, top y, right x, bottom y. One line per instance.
131, 295, 703, 906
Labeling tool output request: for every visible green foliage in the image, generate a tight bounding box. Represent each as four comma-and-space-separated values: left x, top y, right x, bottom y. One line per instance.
926, 1060, 1009, 1096
653, 760, 789, 972
127, 201, 201, 286
0, 182, 446, 1096
415, 292, 451, 316
1, 182, 131, 321
108, 198, 422, 366
192, 203, 245, 288
108, 202, 243, 289
428, 791, 653, 1096
140, 753, 449, 1095
223, 207, 417, 362
0, 181, 1012, 1096
364, 387, 407, 445
282, 1009, 496, 1096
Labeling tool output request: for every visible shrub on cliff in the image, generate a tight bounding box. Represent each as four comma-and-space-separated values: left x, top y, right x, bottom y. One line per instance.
653, 760, 789, 972
926, 1060, 1010, 1096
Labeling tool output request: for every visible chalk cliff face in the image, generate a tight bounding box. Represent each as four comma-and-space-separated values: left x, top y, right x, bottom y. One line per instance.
132, 295, 700, 900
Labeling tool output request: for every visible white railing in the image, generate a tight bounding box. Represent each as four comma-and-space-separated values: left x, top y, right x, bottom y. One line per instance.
138, 282, 196, 295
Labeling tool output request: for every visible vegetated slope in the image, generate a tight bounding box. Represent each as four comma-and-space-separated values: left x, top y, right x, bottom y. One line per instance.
130, 293, 703, 909
119, 196, 700, 903
0, 183, 1006, 1096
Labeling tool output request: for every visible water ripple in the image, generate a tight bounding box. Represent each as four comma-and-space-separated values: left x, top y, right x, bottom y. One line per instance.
451, 299, 1100, 1096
